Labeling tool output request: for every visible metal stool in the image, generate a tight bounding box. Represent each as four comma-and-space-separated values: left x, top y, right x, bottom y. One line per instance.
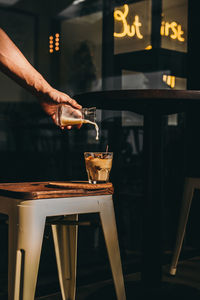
0, 181, 126, 300
169, 177, 200, 275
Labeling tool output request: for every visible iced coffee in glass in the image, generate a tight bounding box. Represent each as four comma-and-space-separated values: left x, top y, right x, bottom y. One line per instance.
84, 152, 113, 184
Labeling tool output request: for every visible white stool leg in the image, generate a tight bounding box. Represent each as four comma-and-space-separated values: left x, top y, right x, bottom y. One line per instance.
9, 204, 46, 300
52, 214, 78, 300
169, 178, 194, 275
8, 206, 18, 300
100, 198, 126, 300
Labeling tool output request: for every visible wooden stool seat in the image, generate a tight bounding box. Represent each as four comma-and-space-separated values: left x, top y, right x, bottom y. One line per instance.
0, 181, 114, 199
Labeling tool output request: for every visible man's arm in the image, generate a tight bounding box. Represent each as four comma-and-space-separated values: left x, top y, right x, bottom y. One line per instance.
0, 28, 82, 128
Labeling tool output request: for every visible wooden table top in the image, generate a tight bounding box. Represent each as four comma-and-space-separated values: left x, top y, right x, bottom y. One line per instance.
0, 181, 114, 200
75, 89, 200, 114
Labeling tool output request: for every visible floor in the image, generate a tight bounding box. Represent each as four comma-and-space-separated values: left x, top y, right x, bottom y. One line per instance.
36, 256, 200, 300
0, 245, 199, 299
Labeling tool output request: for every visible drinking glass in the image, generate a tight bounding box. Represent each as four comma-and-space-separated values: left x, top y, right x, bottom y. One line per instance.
84, 152, 113, 184
55, 104, 96, 127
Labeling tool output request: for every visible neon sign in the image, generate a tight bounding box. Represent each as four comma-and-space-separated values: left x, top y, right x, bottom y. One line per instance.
114, 4, 185, 42
160, 21, 184, 42
114, 4, 143, 39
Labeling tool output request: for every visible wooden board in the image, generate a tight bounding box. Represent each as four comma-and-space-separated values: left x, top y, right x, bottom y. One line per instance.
0, 181, 114, 200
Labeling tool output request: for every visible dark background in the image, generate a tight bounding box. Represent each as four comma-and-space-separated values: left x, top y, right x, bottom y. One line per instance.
0, 0, 200, 298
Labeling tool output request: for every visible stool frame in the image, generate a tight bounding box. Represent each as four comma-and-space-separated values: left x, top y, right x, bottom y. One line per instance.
0, 194, 126, 300
170, 177, 200, 276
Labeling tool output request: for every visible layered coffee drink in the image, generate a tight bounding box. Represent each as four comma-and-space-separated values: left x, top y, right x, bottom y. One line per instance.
84, 152, 113, 184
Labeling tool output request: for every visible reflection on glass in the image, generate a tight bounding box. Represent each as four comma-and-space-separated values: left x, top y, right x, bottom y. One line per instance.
122, 69, 187, 90
60, 11, 102, 95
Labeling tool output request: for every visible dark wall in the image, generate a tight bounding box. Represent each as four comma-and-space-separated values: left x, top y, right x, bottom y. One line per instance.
186, 1, 200, 176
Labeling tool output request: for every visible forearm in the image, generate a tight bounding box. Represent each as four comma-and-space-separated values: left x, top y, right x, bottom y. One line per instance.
0, 28, 52, 98
0, 28, 82, 129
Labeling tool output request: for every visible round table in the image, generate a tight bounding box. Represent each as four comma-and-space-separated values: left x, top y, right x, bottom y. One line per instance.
75, 89, 200, 288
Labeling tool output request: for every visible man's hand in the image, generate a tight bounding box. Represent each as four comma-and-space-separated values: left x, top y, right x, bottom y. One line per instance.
39, 88, 82, 130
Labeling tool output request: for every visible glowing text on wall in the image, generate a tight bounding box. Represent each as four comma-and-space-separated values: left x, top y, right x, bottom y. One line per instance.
114, 4, 185, 43
114, 4, 143, 39
160, 21, 184, 42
